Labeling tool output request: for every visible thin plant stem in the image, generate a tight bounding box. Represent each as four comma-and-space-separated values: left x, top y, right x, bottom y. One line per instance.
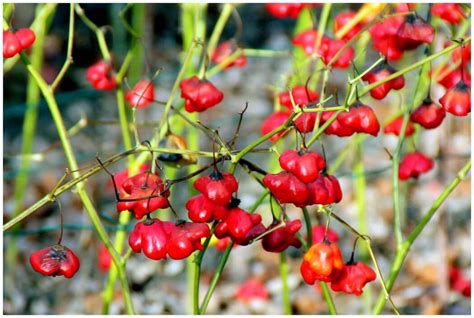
206, 3, 234, 57
353, 135, 368, 258
50, 4, 74, 91
17, 51, 134, 314
373, 160, 471, 314
280, 252, 292, 314
302, 207, 312, 248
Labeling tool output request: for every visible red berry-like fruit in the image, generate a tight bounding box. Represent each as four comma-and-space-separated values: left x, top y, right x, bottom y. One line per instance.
235, 278, 269, 303
126, 80, 155, 108
319, 37, 354, 69
369, 16, 405, 61
98, 243, 112, 272
116, 172, 170, 219
279, 86, 319, 109
211, 41, 247, 69
15, 28, 36, 50
395, 14, 434, 51
109, 163, 150, 190
194, 171, 238, 206
362, 63, 405, 100
399, 151, 434, 180
265, 3, 312, 19
30, 245, 80, 278
334, 11, 362, 41
261, 219, 302, 253
261, 111, 292, 142
320, 110, 355, 137
263, 171, 309, 206
300, 241, 344, 284
186, 194, 229, 223
215, 237, 234, 252
86, 60, 116, 91
310, 225, 339, 244
306, 173, 343, 205
337, 102, 380, 136
3, 31, 21, 58
279, 149, 326, 183
215, 207, 264, 244
449, 266, 471, 298
128, 218, 174, 260
434, 65, 471, 90
166, 221, 210, 260
330, 261, 376, 295
439, 81, 471, 116
432, 4, 465, 25
410, 98, 446, 129
180, 76, 224, 112
383, 116, 415, 137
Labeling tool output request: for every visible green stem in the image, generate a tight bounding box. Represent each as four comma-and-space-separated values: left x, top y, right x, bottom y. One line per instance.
18, 51, 134, 314
320, 283, 337, 315
206, 3, 234, 57
373, 160, 471, 314
353, 135, 368, 258
128, 4, 145, 82
199, 191, 268, 314
280, 252, 292, 315
6, 2, 52, 295
302, 207, 312, 248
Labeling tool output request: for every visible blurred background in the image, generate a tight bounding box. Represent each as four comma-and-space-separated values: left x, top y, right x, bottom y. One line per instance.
3, 3, 471, 314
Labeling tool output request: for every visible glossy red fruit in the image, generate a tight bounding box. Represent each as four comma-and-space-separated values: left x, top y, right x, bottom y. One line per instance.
434, 65, 471, 90
30, 245, 80, 278
410, 98, 446, 129
126, 80, 155, 108
235, 278, 269, 303
86, 60, 116, 91
399, 151, 434, 180
186, 194, 229, 223
261, 220, 302, 253
439, 81, 471, 116
279, 149, 326, 183
452, 43, 471, 63
300, 241, 344, 284
362, 63, 405, 100
15, 28, 36, 49
109, 163, 150, 190
306, 173, 343, 205
319, 37, 354, 69
194, 171, 238, 206
211, 41, 247, 69
265, 3, 313, 19
395, 14, 434, 51
334, 11, 362, 41
383, 116, 415, 137
98, 244, 112, 272
330, 262, 376, 295
449, 266, 471, 298
310, 225, 339, 244
432, 4, 465, 25
262, 171, 309, 206
128, 218, 174, 260
180, 76, 224, 113
167, 222, 211, 260
261, 111, 291, 142
369, 16, 405, 61
279, 86, 319, 109
292, 30, 354, 68
116, 172, 170, 219
337, 102, 380, 136
3, 31, 22, 58
215, 207, 264, 244
294, 112, 318, 133
320, 110, 355, 137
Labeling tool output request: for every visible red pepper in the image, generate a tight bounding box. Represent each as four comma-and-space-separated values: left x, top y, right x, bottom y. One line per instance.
260, 111, 292, 142
383, 116, 415, 137
394, 14, 434, 51
186, 194, 229, 223
337, 102, 380, 136
86, 60, 116, 91
432, 4, 465, 25
235, 278, 269, 303
180, 76, 224, 113
128, 218, 174, 260
369, 16, 405, 61
167, 221, 211, 260
97, 243, 112, 272
211, 41, 247, 69
439, 80, 471, 116
399, 151, 434, 180
410, 98, 446, 129
362, 63, 405, 100
126, 80, 155, 108
214, 207, 264, 245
